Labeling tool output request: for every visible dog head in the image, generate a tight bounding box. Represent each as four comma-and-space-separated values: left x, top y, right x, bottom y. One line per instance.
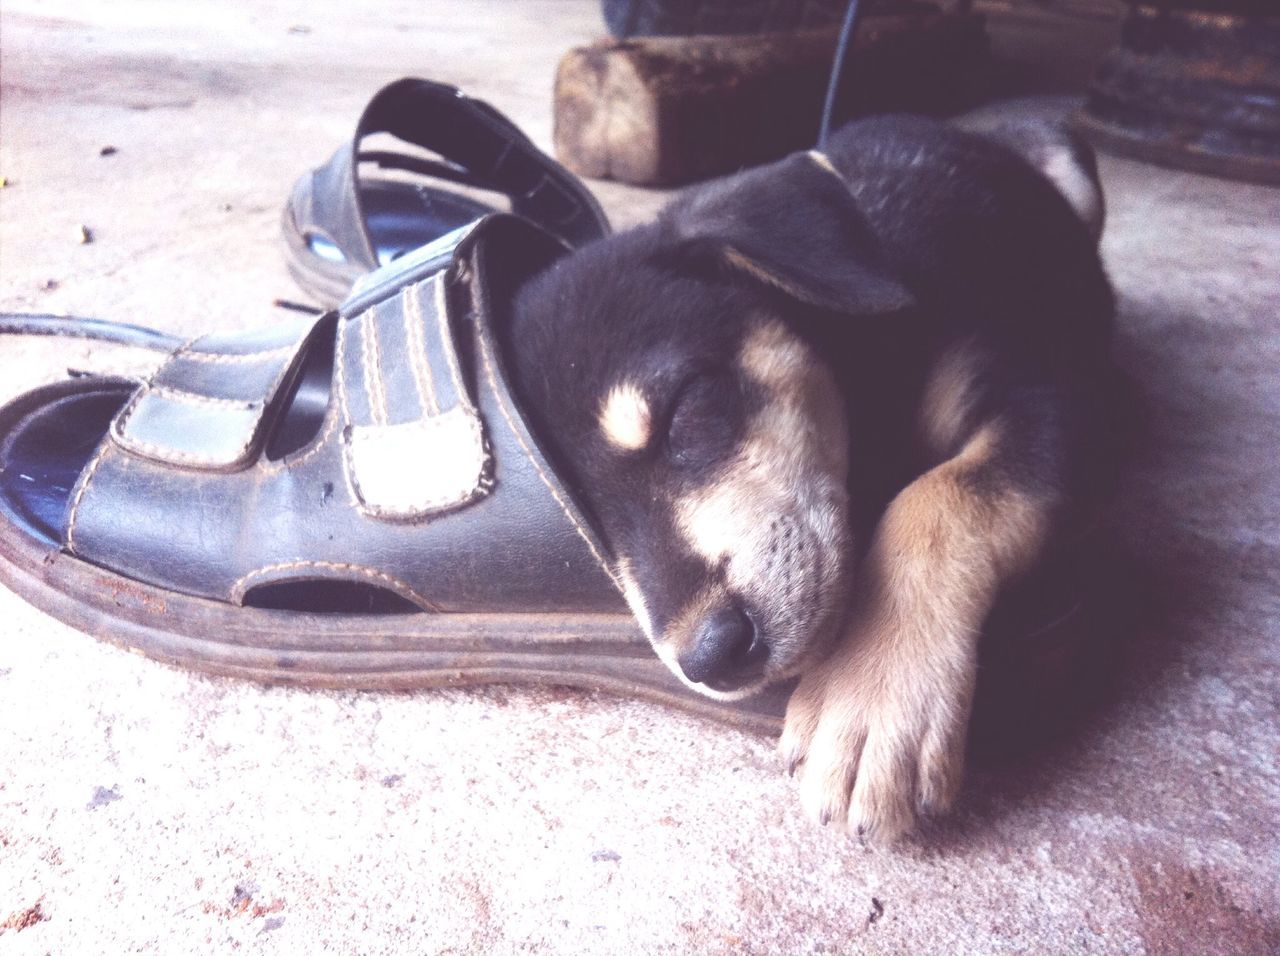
508, 153, 914, 699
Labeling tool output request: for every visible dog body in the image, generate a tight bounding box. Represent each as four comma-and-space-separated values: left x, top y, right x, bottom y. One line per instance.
509, 115, 1115, 841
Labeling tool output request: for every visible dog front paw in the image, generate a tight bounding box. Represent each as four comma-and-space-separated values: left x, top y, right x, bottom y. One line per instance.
780, 625, 975, 844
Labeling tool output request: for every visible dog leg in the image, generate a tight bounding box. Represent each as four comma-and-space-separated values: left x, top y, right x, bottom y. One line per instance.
781, 413, 1058, 843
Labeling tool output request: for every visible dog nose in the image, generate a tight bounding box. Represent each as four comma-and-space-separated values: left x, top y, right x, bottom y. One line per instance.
678, 605, 767, 688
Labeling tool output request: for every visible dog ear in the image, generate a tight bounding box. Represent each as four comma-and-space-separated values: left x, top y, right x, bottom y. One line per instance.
660, 152, 915, 316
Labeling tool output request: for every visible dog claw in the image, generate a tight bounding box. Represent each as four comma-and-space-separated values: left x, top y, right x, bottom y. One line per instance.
786, 756, 800, 777
819, 810, 831, 827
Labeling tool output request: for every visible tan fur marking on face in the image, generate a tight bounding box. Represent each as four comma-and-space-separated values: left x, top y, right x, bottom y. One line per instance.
781, 418, 1056, 843
919, 340, 988, 460
599, 382, 651, 451
673, 320, 852, 680
739, 318, 810, 391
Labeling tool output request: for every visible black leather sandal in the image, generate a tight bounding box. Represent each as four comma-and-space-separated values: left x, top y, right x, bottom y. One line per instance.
0, 215, 787, 732
282, 78, 611, 308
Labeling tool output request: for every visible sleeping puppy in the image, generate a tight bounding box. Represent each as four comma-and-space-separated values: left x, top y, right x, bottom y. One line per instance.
508, 115, 1116, 842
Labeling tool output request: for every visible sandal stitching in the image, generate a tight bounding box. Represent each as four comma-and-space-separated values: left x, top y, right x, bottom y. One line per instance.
109, 334, 197, 432
180, 316, 309, 361
114, 426, 259, 463
403, 281, 441, 416
341, 281, 492, 520
347, 414, 492, 516
434, 274, 473, 411
108, 334, 201, 459
172, 345, 296, 364
475, 326, 622, 592
254, 332, 312, 423
379, 286, 426, 423
64, 435, 116, 556
148, 387, 259, 410
360, 304, 390, 427
112, 434, 254, 466
113, 326, 307, 467
355, 480, 492, 519
231, 559, 439, 612
68, 331, 199, 551
336, 313, 368, 510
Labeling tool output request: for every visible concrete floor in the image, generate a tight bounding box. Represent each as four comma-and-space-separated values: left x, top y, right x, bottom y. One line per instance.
1, 1, 1278, 953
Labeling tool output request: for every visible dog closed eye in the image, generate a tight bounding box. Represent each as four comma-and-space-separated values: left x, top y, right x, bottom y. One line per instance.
665, 370, 743, 471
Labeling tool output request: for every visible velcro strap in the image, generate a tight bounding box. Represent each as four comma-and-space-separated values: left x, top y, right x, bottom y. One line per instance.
110, 313, 323, 471
338, 270, 493, 520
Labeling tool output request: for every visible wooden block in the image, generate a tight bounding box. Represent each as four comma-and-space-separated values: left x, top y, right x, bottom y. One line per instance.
554, 13, 990, 186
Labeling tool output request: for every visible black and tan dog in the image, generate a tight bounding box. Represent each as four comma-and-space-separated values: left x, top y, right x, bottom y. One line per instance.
509, 115, 1116, 842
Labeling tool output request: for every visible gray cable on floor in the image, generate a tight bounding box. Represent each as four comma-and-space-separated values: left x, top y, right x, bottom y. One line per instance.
0, 313, 184, 351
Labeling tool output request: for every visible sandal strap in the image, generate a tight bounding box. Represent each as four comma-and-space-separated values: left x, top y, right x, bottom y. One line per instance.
292, 78, 610, 274
339, 262, 492, 520
63, 215, 623, 613
357, 151, 487, 191
111, 313, 325, 471
357, 79, 607, 241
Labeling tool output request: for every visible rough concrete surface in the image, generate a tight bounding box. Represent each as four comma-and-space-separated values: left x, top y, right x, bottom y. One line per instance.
1, 2, 1278, 953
